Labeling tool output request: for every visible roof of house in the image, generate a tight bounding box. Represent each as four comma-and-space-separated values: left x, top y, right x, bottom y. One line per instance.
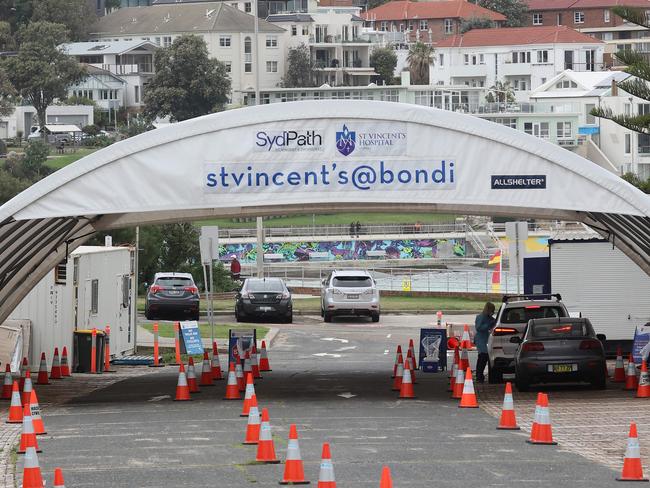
436, 25, 604, 47
61, 40, 157, 56
267, 13, 314, 22
525, 0, 650, 10
83, 64, 128, 84
90, 2, 284, 35
362, 0, 506, 22
530, 69, 629, 98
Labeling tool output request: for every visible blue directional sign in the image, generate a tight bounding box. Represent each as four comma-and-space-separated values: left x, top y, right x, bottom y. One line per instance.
180, 321, 204, 355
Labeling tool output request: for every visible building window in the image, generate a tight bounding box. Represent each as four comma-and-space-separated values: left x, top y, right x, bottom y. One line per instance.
266, 61, 278, 72
639, 133, 650, 154
604, 10, 610, 22
380, 21, 388, 31
419, 20, 428, 30
524, 122, 549, 139
245, 2, 252, 12
302, 26, 309, 35
91, 279, 99, 315
444, 19, 453, 34
537, 50, 548, 63
163, 36, 172, 48
291, 25, 297, 35
439, 53, 444, 66
555, 79, 577, 89
512, 51, 530, 63
134, 85, 140, 104
585, 103, 596, 124
224, 61, 232, 73
266, 36, 278, 48
54, 260, 67, 285
533, 13, 543, 25
639, 103, 650, 115
464, 54, 469, 65
574, 11, 585, 24
557, 121, 572, 139
625, 133, 631, 154
155, 37, 161, 46
244, 36, 252, 73
493, 118, 517, 129
479, 54, 484, 64
220, 35, 231, 47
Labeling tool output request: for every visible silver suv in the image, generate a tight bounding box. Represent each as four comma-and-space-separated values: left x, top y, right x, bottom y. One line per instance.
487, 294, 568, 383
320, 269, 380, 322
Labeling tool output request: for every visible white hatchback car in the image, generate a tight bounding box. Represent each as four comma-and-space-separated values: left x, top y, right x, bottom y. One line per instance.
320, 269, 380, 322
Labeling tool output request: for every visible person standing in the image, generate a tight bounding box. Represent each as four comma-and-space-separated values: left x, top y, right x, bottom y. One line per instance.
230, 255, 241, 281
355, 221, 361, 238
474, 302, 496, 383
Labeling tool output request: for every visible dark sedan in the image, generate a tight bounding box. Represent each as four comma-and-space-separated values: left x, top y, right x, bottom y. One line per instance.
235, 278, 292, 323
513, 317, 606, 391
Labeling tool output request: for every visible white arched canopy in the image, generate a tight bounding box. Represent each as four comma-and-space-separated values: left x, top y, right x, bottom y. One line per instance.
1, 101, 649, 322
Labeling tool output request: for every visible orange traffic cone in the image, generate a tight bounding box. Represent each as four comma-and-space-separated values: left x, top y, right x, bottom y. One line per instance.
259, 340, 272, 371
625, 354, 639, 391
527, 393, 556, 445
318, 443, 336, 488
452, 365, 465, 399
255, 408, 280, 464
460, 324, 472, 349
19, 357, 28, 391
36, 353, 49, 385
448, 347, 459, 393
406, 349, 417, 384
224, 362, 241, 400
200, 351, 214, 387
280, 424, 310, 485
187, 357, 200, 394
391, 345, 402, 378
1, 365, 12, 400
251, 345, 262, 379
459, 345, 470, 372
211, 341, 223, 380
6, 381, 23, 423
613, 346, 626, 383
459, 367, 478, 408
235, 361, 245, 392
18, 403, 41, 453
617, 422, 649, 481
391, 353, 403, 391
399, 359, 416, 399
241, 373, 257, 417
29, 390, 46, 435
637, 360, 650, 398
174, 363, 192, 401
21, 370, 32, 406
60, 346, 71, 377
50, 347, 62, 380
53, 467, 66, 487
379, 466, 393, 488
21, 446, 44, 488
243, 395, 261, 445
497, 382, 520, 430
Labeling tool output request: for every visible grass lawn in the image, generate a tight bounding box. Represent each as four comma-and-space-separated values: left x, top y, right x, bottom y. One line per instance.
137, 295, 484, 314
45, 148, 98, 169
140, 322, 269, 340
195, 212, 456, 229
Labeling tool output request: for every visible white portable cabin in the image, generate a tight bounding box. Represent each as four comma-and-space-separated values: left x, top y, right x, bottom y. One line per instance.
549, 237, 650, 342
6, 245, 136, 367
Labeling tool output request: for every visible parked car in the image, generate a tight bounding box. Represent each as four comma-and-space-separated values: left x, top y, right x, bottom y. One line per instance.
487, 294, 569, 383
235, 277, 292, 323
320, 269, 380, 322
144, 272, 200, 320
512, 317, 607, 391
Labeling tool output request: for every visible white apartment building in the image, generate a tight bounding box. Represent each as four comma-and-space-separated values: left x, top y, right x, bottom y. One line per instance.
431, 25, 606, 102
90, 2, 287, 105
62, 41, 155, 110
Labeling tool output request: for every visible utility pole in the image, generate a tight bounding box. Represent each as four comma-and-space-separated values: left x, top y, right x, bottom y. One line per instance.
254, 0, 260, 106
256, 217, 264, 278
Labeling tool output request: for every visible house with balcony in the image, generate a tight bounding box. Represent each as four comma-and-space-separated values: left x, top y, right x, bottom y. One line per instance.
431, 25, 606, 102
62, 41, 155, 110
90, 2, 287, 105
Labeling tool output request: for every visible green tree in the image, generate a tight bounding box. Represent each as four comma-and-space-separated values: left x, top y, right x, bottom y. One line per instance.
0, 21, 14, 51
370, 47, 397, 85
621, 172, 650, 193
485, 80, 515, 103
407, 42, 435, 85
22, 140, 50, 179
0, 168, 30, 205
30, 0, 94, 41
144, 35, 230, 122
0, 66, 15, 117
283, 44, 314, 88
5, 22, 86, 136
471, 0, 528, 27
460, 16, 496, 33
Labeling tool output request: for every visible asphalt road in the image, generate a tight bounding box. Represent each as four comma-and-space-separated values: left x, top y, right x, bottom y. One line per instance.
27, 316, 620, 487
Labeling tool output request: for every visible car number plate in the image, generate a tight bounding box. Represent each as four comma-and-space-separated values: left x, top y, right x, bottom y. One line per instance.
550, 364, 576, 373
346, 294, 360, 299
168, 290, 181, 296
259, 306, 273, 312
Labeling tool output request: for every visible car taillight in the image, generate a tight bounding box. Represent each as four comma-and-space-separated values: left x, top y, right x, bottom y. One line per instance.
522, 342, 545, 352
332, 288, 343, 295
493, 327, 517, 336
184, 286, 199, 294
362, 288, 374, 295
150, 285, 161, 294
579, 339, 602, 350
525, 305, 541, 309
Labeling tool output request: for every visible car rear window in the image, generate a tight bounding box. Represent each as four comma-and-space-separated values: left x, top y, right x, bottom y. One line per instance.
246, 280, 285, 292
333, 276, 372, 287
500, 306, 566, 324
156, 277, 193, 287
531, 321, 590, 338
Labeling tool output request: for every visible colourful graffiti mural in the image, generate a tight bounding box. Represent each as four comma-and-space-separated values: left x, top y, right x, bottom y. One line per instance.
220, 239, 466, 263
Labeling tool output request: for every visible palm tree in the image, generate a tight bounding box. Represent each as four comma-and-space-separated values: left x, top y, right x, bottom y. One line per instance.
486, 80, 515, 104
407, 42, 435, 85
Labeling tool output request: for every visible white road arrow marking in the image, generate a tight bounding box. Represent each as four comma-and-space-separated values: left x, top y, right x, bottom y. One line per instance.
313, 353, 343, 358
386, 334, 392, 339
337, 392, 357, 399
334, 346, 357, 352
321, 337, 349, 344
148, 395, 171, 402
383, 349, 390, 355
